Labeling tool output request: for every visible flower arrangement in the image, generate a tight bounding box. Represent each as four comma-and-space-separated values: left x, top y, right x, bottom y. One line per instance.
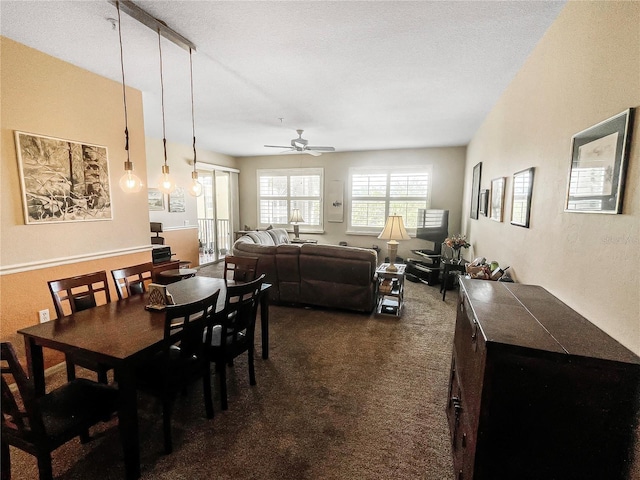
445, 234, 470, 250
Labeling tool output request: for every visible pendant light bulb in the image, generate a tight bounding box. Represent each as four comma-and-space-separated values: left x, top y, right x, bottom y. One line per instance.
189, 170, 203, 197
119, 161, 143, 193
158, 164, 176, 194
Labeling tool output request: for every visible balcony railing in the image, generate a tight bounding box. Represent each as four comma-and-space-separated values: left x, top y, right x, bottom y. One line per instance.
198, 218, 231, 258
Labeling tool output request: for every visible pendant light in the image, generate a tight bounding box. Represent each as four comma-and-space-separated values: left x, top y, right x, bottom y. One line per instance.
187, 47, 203, 197
157, 29, 176, 195
115, 1, 143, 193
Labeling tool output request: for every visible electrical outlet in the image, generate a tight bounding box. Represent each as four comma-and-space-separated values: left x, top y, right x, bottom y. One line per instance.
38, 309, 50, 323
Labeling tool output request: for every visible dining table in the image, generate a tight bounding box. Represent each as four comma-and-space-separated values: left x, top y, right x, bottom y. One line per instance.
18, 276, 271, 480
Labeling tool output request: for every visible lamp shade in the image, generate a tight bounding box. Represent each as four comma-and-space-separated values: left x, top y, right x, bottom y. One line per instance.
378, 215, 410, 241
289, 208, 304, 224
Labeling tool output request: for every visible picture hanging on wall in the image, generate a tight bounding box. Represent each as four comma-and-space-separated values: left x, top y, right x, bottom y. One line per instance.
169, 187, 186, 213
148, 188, 165, 211
470, 162, 482, 219
490, 177, 506, 222
14, 131, 112, 224
511, 167, 535, 228
479, 189, 489, 217
565, 108, 635, 214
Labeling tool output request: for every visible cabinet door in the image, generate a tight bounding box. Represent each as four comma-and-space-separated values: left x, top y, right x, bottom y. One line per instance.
447, 355, 475, 480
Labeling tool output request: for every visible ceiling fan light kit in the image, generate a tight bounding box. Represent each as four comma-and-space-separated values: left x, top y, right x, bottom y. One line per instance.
265, 130, 335, 156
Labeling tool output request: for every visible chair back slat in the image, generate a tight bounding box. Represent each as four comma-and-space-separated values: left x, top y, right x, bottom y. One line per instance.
223, 255, 259, 283
111, 262, 154, 300
48, 271, 111, 319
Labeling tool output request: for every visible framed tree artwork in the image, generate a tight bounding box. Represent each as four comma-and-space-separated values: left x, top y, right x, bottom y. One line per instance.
490, 177, 506, 222
565, 108, 634, 214
511, 167, 535, 228
470, 162, 482, 219
14, 131, 112, 224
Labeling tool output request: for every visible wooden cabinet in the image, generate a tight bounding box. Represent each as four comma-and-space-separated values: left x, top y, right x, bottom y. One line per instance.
447, 278, 640, 480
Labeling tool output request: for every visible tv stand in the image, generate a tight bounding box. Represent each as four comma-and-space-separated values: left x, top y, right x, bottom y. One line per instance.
406, 251, 442, 285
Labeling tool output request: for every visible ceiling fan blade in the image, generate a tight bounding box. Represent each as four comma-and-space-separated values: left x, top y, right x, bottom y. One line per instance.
304, 150, 321, 156
264, 145, 292, 149
307, 146, 335, 152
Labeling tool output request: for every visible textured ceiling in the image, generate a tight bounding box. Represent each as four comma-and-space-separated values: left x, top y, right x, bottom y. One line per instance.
0, 1, 566, 157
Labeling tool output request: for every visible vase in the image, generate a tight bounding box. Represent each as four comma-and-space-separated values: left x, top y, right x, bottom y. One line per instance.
452, 247, 461, 264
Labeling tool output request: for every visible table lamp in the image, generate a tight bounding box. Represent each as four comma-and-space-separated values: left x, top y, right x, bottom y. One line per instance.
378, 214, 410, 272
289, 208, 304, 239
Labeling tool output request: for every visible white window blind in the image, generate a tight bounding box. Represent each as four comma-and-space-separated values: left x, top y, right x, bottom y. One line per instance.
257, 168, 323, 231
348, 167, 432, 234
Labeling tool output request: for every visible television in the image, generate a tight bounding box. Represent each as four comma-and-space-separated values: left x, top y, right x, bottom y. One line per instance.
415, 209, 449, 256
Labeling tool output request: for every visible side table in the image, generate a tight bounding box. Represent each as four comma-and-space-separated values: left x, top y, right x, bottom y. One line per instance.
375, 263, 406, 317
440, 261, 467, 301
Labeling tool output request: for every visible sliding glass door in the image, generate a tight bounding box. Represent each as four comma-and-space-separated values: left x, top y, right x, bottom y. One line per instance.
197, 169, 232, 265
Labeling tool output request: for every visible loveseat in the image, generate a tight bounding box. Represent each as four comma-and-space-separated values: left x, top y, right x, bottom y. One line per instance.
232, 229, 377, 312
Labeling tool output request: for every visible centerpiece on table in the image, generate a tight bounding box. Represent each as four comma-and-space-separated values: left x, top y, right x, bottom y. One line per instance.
444, 234, 470, 264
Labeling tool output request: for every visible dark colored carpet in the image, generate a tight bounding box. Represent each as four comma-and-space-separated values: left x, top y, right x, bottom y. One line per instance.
8, 263, 638, 479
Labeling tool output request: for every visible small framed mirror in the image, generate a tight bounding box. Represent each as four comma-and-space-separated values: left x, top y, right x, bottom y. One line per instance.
511, 167, 534, 228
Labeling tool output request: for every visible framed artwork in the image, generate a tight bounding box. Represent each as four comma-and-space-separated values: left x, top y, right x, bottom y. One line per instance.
169, 187, 186, 213
565, 108, 635, 214
14, 131, 112, 224
148, 188, 165, 211
490, 177, 506, 222
511, 167, 535, 228
479, 189, 489, 216
470, 162, 482, 219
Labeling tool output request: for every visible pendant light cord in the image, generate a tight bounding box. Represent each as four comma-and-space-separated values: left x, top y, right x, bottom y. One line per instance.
158, 29, 168, 165
116, 1, 130, 160
189, 47, 197, 167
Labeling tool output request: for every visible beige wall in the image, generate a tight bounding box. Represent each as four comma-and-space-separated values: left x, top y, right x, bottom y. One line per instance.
464, 2, 640, 353
0, 37, 153, 360
145, 137, 237, 229
236, 147, 466, 261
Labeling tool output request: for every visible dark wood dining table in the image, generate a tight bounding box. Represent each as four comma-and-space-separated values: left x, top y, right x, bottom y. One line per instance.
18, 276, 271, 479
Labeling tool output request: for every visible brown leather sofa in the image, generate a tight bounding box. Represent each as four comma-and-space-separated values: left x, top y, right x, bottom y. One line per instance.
232, 229, 377, 312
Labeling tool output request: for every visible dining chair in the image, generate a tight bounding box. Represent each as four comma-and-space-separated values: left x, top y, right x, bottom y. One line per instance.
223, 255, 259, 283
135, 289, 220, 454
111, 262, 154, 300
47, 271, 112, 383
1, 342, 119, 480
204, 274, 265, 410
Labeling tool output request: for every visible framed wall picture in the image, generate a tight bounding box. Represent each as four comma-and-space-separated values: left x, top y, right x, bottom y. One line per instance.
14, 131, 112, 224
148, 188, 165, 211
511, 167, 535, 228
470, 162, 482, 219
565, 108, 635, 214
490, 177, 506, 222
479, 189, 489, 217
168, 187, 186, 213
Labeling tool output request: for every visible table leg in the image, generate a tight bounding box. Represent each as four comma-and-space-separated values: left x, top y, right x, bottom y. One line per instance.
24, 337, 45, 396
116, 366, 141, 479
260, 290, 269, 360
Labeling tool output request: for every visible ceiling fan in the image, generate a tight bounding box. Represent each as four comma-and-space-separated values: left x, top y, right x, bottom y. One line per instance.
264, 130, 335, 156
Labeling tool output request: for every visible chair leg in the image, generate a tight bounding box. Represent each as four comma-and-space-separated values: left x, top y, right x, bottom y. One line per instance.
79, 429, 91, 444
218, 362, 228, 410
36, 451, 54, 480
97, 367, 109, 385
162, 399, 173, 454
65, 357, 76, 381
248, 348, 256, 386
1, 440, 10, 480
203, 363, 214, 419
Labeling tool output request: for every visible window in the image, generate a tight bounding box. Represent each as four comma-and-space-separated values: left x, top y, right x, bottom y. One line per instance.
257, 168, 323, 231
348, 167, 432, 234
